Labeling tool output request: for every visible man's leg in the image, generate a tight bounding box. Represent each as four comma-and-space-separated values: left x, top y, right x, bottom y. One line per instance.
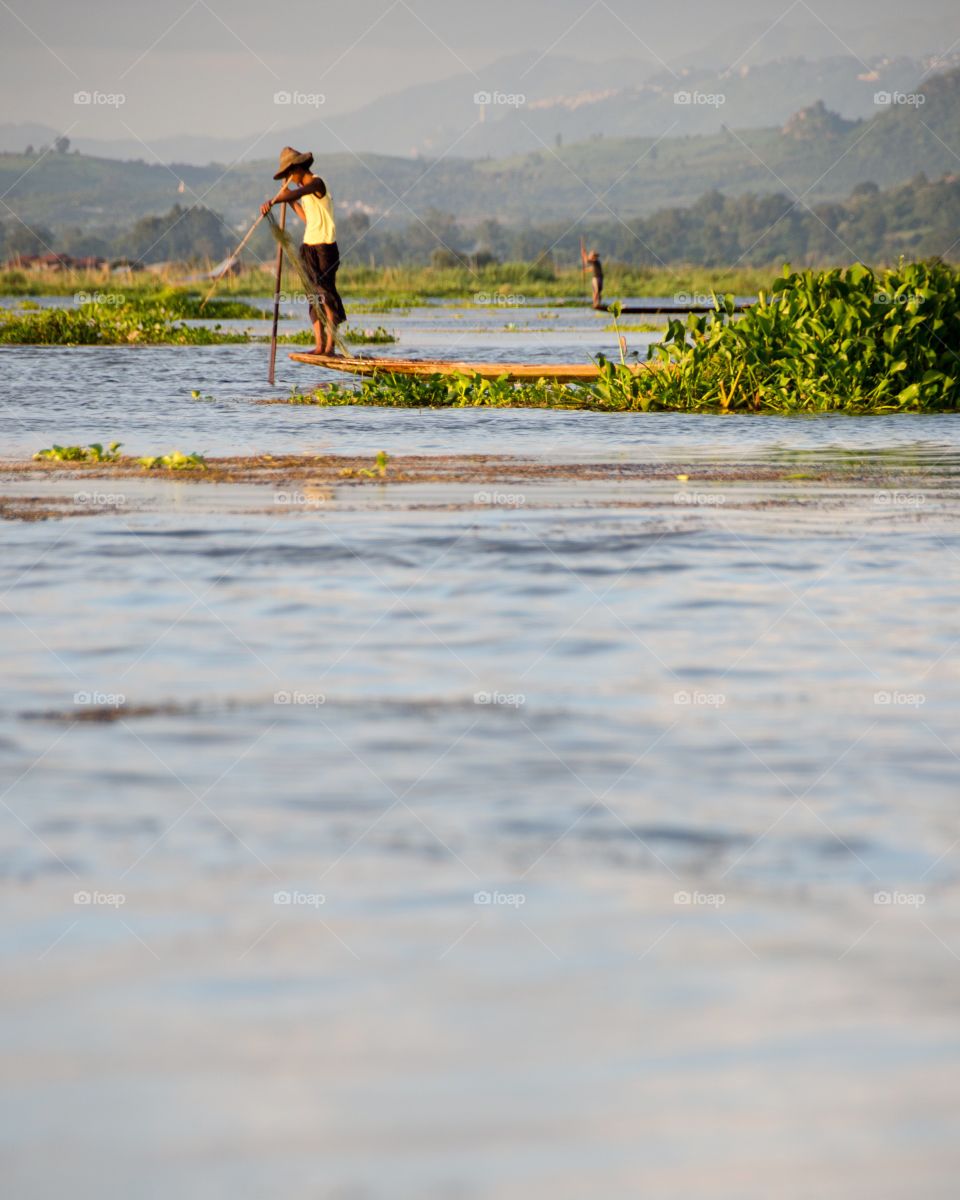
322, 303, 338, 355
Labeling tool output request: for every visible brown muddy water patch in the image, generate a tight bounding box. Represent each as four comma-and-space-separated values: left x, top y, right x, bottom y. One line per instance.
2, 452, 955, 491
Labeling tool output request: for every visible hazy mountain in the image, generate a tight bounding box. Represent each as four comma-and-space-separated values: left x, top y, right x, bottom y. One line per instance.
1, 52, 955, 165
3, 66, 960, 234
686, 14, 955, 66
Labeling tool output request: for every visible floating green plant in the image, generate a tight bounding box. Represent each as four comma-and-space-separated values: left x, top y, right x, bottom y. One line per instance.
138, 451, 207, 470
33, 441, 122, 462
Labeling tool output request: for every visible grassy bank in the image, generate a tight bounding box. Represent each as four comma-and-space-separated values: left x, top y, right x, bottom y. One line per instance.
0, 262, 772, 302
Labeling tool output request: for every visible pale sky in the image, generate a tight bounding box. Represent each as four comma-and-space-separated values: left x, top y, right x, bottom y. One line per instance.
1, 0, 957, 142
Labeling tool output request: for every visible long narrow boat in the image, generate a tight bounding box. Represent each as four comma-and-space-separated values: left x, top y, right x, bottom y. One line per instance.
598, 303, 752, 315
289, 352, 666, 382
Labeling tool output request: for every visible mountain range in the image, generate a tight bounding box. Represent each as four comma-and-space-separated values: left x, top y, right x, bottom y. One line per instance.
3, 65, 960, 238
1, 51, 955, 165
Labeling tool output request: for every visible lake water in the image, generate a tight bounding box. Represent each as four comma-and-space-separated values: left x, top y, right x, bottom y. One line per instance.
2, 304, 960, 1198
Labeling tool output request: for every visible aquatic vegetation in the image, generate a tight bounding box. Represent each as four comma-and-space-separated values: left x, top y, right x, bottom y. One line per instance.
33, 441, 122, 462
602, 321, 661, 333
277, 325, 397, 345
291, 373, 578, 410
347, 294, 423, 312
638, 260, 960, 412
339, 451, 391, 479
286, 261, 960, 413
0, 300, 249, 345
138, 451, 207, 470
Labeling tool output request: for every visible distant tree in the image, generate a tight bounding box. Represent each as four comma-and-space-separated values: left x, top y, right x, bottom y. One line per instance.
6, 223, 54, 256
54, 135, 70, 154
24, 144, 34, 156
122, 204, 230, 264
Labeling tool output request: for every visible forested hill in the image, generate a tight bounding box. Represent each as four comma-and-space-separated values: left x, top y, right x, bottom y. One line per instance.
2, 67, 959, 234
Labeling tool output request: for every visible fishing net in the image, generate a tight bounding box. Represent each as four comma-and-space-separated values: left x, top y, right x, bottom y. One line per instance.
266, 210, 344, 352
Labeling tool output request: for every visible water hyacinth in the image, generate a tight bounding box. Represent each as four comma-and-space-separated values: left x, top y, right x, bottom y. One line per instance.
640, 260, 960, 412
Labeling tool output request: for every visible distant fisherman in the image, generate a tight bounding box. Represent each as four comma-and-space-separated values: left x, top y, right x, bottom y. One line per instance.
584, 248, 604, 309
261, 146, 346, 356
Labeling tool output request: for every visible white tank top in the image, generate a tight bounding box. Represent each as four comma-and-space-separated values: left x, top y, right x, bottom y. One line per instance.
302, 189, 336, 245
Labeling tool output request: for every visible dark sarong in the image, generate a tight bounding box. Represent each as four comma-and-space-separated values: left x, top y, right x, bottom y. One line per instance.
300, 241, 347, 327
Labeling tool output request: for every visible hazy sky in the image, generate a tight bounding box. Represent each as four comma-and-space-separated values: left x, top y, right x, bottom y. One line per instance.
2, 0, 958, 142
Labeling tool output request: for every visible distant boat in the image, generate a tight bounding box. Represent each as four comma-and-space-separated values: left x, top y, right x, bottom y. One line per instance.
208, 256, 240, 280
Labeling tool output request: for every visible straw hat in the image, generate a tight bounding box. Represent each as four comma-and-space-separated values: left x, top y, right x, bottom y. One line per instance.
273, 146, 314, 179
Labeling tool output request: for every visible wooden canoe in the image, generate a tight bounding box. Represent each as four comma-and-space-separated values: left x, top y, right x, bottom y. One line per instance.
598, 303, 752, 315
289, 352, 663, 382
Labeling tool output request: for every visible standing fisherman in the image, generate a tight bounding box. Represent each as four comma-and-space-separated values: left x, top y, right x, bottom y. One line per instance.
586, 249, 604, 309
261, 146, 346, 356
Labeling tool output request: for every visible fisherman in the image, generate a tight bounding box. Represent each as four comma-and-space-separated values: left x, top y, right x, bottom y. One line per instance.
585, 249, 604, 309
261, 146, 346, 356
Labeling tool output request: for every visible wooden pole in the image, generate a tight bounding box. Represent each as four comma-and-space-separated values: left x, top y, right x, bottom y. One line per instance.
267, 204, 286, 385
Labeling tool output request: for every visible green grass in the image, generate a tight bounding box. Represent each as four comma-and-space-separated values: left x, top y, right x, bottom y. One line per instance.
0, 263, 771, 302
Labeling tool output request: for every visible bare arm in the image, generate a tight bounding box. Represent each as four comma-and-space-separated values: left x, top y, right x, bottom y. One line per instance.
282, 177, 327, 203
261, 177, 326, 216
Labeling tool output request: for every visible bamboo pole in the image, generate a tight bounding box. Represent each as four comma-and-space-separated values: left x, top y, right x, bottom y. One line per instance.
267, 204, 286, 385
199, 187, 284, 310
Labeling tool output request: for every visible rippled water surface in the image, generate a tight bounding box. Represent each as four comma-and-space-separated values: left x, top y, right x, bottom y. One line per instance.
2, 307, 960, 1199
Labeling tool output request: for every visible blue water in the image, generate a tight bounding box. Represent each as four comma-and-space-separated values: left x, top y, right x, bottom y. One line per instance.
1, 306, 959, 1199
